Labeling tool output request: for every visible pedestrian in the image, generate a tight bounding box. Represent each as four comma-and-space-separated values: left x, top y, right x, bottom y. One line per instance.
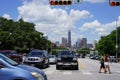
104, 54, 111, 74
22, 53, 27, 64
99, 57, 106, 73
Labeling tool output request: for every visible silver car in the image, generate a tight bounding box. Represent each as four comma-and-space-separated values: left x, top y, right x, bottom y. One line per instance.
49, 55, 57, 64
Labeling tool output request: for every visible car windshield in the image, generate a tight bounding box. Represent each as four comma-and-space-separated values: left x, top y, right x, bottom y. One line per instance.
0, 53, 18, 66
60, 51, 74, 57
29, 51, 44, 56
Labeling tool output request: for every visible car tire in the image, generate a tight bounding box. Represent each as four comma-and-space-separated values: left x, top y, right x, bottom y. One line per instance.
75, 65, 79, 70
56, 65, 60, 70
47, 62, 49, 67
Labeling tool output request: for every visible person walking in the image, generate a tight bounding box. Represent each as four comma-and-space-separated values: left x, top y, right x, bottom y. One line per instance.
104, 54, 111, 74
99, 57, 106, 73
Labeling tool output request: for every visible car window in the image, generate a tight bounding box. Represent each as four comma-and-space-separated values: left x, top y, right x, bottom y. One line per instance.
0, 54, 18, 66
60, 51, 74, 57
0, 61, 4, 67
29, 51, 44, 56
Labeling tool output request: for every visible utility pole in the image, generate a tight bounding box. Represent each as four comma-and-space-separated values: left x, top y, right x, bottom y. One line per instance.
116, 19, 118, 60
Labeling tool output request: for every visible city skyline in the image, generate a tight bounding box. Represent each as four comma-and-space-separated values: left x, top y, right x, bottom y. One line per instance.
52, 30, 95, 49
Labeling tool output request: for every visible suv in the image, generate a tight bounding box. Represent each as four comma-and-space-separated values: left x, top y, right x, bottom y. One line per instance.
24, 50, 49, 68
0, 53, 47, 80
56, 50, 78, 70
0, 50, 22, 64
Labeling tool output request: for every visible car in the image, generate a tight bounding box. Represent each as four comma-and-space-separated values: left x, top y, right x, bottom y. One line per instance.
24, 50, 49, 68
56, 50, 79, 70
109, 56, 117, 62
0, 50, 23, 64
49, 55, 57, 64
0, 53, 47, 80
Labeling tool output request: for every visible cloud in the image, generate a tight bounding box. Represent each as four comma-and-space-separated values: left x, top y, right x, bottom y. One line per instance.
80, 16, 120, 36
2, 14, 12, 20
84, 0, 108, 3
79, 20, 101, 31
17, 0, 92, 43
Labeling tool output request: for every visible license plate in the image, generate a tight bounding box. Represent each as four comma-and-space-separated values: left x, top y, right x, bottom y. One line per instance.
64, 63, 70, 65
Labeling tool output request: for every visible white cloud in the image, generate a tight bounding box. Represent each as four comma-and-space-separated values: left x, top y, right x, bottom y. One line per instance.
84, 0, 108, 3
80, 16, 120, 36
79, 20, 101, 31
2, 14, 12, 20
17, 0, 92, 44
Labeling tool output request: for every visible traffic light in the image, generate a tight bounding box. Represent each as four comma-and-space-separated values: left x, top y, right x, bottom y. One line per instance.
74, 0, 82, 4
50, 0, 72, 5
109, 1, 120, 6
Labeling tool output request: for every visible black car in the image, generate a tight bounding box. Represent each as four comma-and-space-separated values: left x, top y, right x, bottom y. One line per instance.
56, 50, 79, 70
24, 50, 49, 68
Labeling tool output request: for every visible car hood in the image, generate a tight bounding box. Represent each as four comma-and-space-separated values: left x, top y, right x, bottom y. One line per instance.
17, 64, 45, 76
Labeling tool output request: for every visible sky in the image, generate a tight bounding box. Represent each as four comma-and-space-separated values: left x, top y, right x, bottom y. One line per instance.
0, 0, 120, 45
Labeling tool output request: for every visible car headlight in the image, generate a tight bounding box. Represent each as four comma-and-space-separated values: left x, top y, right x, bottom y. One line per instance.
31, 72, 44, 80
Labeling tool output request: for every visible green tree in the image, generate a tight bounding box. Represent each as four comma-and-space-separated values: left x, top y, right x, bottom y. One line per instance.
0, 17, 51, 53
96, 26, 120, 56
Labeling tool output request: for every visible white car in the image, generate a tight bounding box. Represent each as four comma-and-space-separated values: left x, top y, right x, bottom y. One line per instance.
49, 55, 56, 64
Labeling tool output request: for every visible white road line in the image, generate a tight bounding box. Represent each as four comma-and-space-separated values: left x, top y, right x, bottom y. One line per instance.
63, 71, 72, 75
45, 70, 54, 75
81, 70, 92, 75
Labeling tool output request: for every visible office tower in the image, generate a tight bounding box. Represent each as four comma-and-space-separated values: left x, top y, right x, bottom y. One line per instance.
68, 30, 71, 48
61, 37, 67, 48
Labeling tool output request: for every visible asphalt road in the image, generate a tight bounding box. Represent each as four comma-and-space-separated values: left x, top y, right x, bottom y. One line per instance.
41, 58, 120, 80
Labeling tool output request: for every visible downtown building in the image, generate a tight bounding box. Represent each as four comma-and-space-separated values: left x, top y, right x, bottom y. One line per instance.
61, 37, 68, 48
75, 38, 93, 49
68, 30, 71, 48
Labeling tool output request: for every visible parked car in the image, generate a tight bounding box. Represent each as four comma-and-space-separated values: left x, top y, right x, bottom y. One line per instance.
24, 50, 49, 68
56, 50, 78, 70
109, 56, 117, 62
49, 55, 57, 64
0, 50, 23, 64
0, 53, 47, 80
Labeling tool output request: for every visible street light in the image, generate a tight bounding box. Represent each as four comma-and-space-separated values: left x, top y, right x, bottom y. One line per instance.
116, 19, 118, 59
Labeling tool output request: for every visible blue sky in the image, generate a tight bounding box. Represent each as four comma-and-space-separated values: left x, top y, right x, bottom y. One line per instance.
0, 0, 120, 45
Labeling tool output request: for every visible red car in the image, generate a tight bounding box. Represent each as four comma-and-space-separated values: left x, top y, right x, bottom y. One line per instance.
0, 50, 23, 64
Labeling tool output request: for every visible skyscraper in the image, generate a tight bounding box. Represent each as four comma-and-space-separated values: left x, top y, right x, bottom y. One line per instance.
68, 30, 71, 48
81, 38, 87, 48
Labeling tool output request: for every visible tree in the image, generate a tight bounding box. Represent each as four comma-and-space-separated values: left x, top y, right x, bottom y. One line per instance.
0, 17, 51, 53
96, 26, 120, 56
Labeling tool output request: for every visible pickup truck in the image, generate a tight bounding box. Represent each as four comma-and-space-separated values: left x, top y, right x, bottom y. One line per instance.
56, 50, 78, 70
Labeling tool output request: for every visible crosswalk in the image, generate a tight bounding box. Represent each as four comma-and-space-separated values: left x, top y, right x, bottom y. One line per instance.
43, 69, 93, 75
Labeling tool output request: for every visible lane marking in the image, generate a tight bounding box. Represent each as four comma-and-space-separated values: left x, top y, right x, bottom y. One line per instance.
81, 70, 92, 75
78, 60, 85, 70
45, 70, 54, 75
63, 71, 72, 75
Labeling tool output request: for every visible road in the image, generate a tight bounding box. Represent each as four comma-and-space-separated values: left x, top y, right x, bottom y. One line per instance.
41, 58, 120, 80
